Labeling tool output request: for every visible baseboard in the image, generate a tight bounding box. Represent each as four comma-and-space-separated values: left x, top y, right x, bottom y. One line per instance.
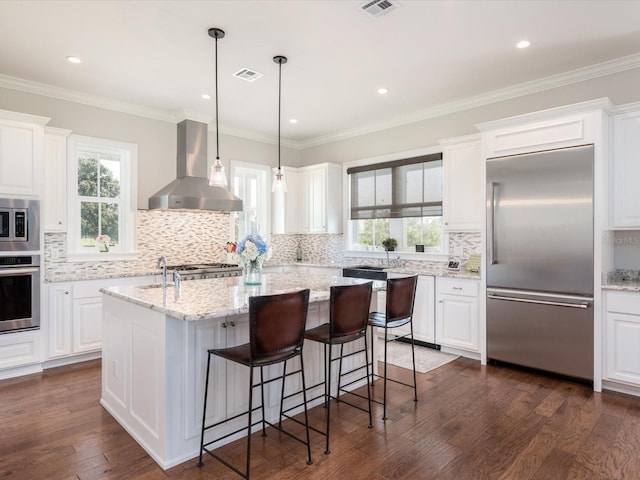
0, 363, 43, 380
602, 379, 640, 397
43, 351, 102, 370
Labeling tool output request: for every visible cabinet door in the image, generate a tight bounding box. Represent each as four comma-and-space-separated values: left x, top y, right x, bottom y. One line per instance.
43, 128, 71, 232
442, 138, 481, 231
612, 112, 640, 228
47, 284, 72, 358
606, 311, 640, 385
298, 169, 310, 233
308, 167, 327, 233
0, 121, 41, 196
72, 296, 103, 353
436, 293, 479, 352
413, 276, 435, 343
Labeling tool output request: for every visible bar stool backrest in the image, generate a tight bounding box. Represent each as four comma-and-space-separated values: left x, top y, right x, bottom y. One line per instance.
385, 276, 418, 323
249, 289, 310, 361
329, 282, 373, 338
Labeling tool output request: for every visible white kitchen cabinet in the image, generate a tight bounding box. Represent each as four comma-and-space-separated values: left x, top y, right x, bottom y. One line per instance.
272, 163, 342, 234
605, 291, 640, 387
47, 283, 73, 358
0, 110, 49, 196
0, 330, 42, 379
45, 276, 156, 362
435, 277, 479, 355
43, 127, 71, 231
379, 275, 435, 344
440, 135, 482, 231
611, 109, 640, 228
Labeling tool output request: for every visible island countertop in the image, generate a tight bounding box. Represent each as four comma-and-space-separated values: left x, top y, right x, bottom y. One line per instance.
101, 271, 384, 322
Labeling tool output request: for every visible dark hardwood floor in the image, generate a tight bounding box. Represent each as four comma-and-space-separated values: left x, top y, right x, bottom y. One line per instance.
2, 357, 640, 479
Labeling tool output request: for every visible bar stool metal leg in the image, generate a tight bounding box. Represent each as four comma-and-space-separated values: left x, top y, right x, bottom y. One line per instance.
245, 367, 254, 479
260, 366, 267, 436
383, 327, 388, 420
410, 321, 418, 402
336, 344, 344, 402
363, 333, 373, 428
325, 343, 332, 454
298, 354, 313, 465
278, 360, 287, 429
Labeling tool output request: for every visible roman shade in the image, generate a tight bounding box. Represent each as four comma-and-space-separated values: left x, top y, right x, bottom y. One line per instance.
347, 153, 443, 219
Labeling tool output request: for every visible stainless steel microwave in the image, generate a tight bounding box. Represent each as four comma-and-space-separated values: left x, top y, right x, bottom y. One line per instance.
0, 198, 39, 251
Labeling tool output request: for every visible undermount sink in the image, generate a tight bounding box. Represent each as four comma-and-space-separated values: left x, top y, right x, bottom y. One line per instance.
137, 283, 173, 289
342, 265, 387, 280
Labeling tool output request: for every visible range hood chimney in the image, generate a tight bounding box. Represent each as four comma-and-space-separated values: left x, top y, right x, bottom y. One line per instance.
148, 119, 243, 211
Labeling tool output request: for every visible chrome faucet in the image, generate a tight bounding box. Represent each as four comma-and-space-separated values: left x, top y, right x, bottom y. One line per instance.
157, 256, 168, 289
173, 271, 182, 301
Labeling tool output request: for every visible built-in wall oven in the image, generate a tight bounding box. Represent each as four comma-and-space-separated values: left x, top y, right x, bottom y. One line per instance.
0, 255, 40, 333
0, 198, 40, 252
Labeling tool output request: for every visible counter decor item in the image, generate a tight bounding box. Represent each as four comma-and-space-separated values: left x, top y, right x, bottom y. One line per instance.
96, 234, 111, 253
236, 233, 271, 285
381, 237, 397, 251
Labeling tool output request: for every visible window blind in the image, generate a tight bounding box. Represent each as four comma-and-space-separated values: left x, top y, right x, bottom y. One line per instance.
347, 153, 443, 220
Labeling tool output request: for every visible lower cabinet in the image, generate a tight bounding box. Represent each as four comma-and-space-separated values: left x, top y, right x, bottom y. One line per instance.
435, 277, 480, 354
605, 291, 640, 387
46, 276, 155, 361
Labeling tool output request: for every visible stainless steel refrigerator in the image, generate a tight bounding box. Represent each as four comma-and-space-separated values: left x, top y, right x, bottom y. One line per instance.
486, 145, 594, 381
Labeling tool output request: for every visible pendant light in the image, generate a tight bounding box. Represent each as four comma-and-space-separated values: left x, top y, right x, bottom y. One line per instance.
208, 27, 228, 187
272, 55, 288, 193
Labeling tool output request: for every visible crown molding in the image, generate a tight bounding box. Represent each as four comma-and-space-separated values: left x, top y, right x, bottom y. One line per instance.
0, 73, 177, 123
297, 52, 640, 149
2, 51, 640, 150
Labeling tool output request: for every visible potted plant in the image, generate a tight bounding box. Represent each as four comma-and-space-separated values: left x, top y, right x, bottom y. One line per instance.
381, 237, 398, 252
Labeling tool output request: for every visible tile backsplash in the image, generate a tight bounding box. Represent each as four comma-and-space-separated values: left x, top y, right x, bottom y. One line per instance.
45, 210, 481, 281
45, 210, 231, 281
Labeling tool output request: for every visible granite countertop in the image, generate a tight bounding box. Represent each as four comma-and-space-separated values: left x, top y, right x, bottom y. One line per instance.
602, 281, 640, 292
45, 269, 163, 283
101, 271, 385, 322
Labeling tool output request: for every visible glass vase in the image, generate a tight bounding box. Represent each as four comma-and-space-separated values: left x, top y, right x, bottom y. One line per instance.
244, 261, 262, 285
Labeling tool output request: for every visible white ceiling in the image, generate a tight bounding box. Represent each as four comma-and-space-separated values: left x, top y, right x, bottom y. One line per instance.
1, 0, 640, 146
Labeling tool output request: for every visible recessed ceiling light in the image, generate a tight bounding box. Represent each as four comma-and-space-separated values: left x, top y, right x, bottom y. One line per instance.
516, 40, 530, 49
289, 118, 298, 124
66, 56, 82, 64
378, 87, 389, 95
201, 94, 212, 100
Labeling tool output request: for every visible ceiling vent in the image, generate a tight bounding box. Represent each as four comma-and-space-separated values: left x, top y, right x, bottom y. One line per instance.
233, 68, 263, 82
361, 0, 399, 17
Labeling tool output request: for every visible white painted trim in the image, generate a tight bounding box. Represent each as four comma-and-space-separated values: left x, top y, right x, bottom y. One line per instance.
44, 126, 72, 137
613, 101, 640, 115
0, 107, 49, 126
42, 351, 101, 369
0, 363, 42, 380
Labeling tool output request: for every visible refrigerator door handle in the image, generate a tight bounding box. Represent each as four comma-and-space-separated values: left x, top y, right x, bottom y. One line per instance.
488, 182, 498, 265
488, 293, 590, 309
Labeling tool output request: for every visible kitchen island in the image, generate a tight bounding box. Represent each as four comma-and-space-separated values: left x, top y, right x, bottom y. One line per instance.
100, 272, 380, 470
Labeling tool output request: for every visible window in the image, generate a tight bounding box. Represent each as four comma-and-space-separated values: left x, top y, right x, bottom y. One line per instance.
348, 153, 443, 252
230, 161, 270, 240
67, 135, 137, 257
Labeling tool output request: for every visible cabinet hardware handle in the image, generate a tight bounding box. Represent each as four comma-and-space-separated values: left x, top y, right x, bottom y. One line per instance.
65, 291, 69, 295
221, 322, 227, 328
488, 294, 590, 309
229, 321, 236, 327
453, 287, 462, 290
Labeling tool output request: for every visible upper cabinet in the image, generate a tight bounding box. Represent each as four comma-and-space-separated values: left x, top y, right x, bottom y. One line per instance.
272, 162, 342, 234
43, 127, 72, 232
441, 135, 482, 231
0, 109, 50, 197
611, 108, 640, 228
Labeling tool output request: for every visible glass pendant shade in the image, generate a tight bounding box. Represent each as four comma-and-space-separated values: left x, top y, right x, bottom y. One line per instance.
272, 167, 287, 193
209, 159, 228, 187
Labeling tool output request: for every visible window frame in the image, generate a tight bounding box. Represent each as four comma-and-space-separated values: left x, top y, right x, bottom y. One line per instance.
66, 134, 138, 261
229, 160, 271, 241
343, 146, 448, 260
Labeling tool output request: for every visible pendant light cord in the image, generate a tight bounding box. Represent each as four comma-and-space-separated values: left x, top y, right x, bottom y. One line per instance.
278, 59, 282, 171
215, 34, 220, 162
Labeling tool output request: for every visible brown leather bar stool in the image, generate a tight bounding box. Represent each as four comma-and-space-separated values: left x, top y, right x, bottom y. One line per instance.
198, 289, 313, 480
368, 275, 418, 420
303, 281, 373, 454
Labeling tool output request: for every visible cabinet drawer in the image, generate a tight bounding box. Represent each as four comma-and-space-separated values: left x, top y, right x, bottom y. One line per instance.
437, 278, 478, 297
607, 291, 640, 315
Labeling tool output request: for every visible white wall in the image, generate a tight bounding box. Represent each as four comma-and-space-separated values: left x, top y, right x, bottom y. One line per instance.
300, 67, 640, 165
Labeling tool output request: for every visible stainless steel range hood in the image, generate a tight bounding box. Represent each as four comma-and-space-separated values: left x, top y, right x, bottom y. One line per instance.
148, 119, 243, 211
